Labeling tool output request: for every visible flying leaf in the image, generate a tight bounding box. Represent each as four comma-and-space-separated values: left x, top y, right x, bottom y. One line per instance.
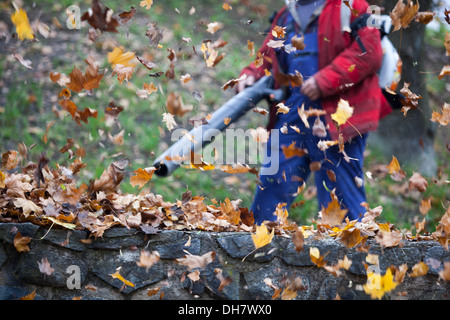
81, 0, 119, 33
386, 156, 406, 181
408, 172, 428, 192
438, 262, 450, 281
176, 251, 216, 270
292, 227, 304, 253
140, 0, 153, 10
166, 92, 193, 117
14, 198, 43, 217
319, 191, 348, 227
252, 224, 274, 249
309, 247, 327, 267
130, 167, 156, 189
136, 250, 160, 272
390, 0, 420, 32
331, 99, 354, 126
162, 112, 177, 131
110, 270, 135, 287
363, 268, 398, 300
409, 261, 429, 277
438, 65, 450, 80
375, 229, 402, 248
445, 31, 450, 56
282, 142, 307, 159
38, 257, 55, 276
107, 46, 136, 68
431, 103, 449, 126
13, 231, 31, 252
11, 7, 34, 41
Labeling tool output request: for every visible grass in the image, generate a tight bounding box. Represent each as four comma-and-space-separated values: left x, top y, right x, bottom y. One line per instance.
1, 0, 448, 231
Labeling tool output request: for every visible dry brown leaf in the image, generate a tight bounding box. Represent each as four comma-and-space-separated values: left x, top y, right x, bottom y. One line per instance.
136, 250, 160, 272
409, 261, 429, 277
38, 257, 55, 276
390, 0, 420, 32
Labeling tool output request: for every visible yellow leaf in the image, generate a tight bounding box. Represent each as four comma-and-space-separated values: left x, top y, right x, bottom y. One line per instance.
363, 268, 398, 300
251, 224, 274, 249
130, 167, 156, 189
331, 99, 354, 126
11, 8, 34, 41
110, 270, 135, 287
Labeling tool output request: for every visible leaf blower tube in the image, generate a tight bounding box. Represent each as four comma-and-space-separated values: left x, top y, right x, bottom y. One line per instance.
152, 76, 284, 177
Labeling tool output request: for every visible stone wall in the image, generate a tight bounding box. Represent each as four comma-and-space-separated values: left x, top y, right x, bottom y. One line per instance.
0, 222, 449, 300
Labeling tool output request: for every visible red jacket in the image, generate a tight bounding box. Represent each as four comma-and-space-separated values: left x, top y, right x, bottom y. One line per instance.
240, 0, 392, 142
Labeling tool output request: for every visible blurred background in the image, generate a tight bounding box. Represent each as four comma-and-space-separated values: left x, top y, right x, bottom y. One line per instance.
0, 0, 448, 230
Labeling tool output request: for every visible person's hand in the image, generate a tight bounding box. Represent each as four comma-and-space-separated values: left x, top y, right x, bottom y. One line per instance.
300, 76, 321, 101
237, 75, 255, 93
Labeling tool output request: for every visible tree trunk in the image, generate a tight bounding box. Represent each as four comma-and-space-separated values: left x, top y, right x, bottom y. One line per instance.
366, 0, 437, 176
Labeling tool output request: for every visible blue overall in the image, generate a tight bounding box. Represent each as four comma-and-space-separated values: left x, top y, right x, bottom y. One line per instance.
251, 13, 368, 225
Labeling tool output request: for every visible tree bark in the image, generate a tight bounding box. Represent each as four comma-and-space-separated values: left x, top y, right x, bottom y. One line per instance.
367, 0, 437, 176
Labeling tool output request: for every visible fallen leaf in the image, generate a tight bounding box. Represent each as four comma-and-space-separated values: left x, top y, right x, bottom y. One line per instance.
309, 247, 327, 268
14, 198, 43, 217
11, 7, 34, 41
438, 262, 450, 281
162, 112, 177, 131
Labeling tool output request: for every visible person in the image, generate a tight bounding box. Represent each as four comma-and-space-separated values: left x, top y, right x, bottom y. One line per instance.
237, 0, 392, 225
